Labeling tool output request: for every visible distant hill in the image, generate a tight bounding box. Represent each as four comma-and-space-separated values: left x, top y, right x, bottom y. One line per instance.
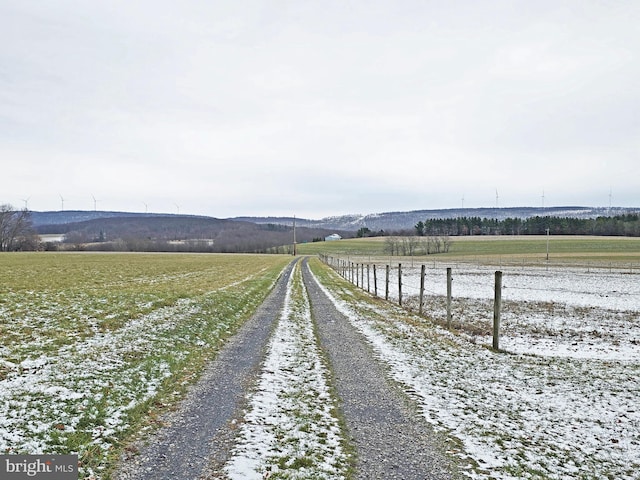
234, 206, 639, 232
32, 211, 351, 253
31, 210, 187, 228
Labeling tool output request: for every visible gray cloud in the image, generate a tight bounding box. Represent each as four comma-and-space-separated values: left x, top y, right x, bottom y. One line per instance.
1, 0, 638, 218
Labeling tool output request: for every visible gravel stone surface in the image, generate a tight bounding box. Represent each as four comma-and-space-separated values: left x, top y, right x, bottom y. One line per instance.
302, 259, 459, 480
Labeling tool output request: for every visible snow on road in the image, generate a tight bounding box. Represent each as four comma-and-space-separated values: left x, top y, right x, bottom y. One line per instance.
225, 263, 349, 479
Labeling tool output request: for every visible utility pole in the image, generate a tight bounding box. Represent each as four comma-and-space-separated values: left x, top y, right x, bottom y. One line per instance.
292, 215, 297, 256
546, 228, 550, 261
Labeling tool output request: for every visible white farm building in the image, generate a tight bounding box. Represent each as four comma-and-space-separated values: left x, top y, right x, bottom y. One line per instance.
325, 233, 342, 241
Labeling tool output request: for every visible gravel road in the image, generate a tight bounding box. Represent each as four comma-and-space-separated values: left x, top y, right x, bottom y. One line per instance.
114, 257, 458, 479
302, 259, 458, 480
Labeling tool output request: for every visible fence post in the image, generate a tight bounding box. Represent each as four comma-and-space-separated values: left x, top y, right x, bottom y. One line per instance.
398, 263, 403, 306
361, 263, 365, 289
385, 265, 390, 301
446, 267, 452, 328
367, 264, 370, 292
373, 265, 378, 297
419, 264, 425, 315
493, 271, 503, 351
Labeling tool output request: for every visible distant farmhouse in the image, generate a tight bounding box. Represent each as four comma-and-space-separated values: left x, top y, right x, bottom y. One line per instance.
325, 233, 342, 241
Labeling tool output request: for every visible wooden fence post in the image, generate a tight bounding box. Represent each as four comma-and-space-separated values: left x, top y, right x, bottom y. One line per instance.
367, 264, 370, 292
385, 264, 390, 301
373, 265, 378, 297
446, 267, 452, 328
419, 264, 425, 315
493, 271, 503, 351
398, 263, 403, 306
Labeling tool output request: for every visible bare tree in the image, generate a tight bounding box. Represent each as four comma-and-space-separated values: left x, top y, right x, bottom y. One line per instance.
401, 236, 420, 256
425, 234, 453, 254
426, 235, 440, 254
0, 205, 39, 251
384, 236, 400, 256
442, 234, 453, 253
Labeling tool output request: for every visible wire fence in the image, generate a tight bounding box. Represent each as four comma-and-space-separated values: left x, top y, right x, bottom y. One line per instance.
319, 254, 640, 351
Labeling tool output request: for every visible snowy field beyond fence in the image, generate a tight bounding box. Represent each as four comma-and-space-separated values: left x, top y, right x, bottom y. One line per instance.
327, 257, 640, 362
392, 262, 640, 362
319, 256, 640, 478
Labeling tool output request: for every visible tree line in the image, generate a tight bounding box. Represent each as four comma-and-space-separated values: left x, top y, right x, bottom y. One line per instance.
414, 214, 640, 237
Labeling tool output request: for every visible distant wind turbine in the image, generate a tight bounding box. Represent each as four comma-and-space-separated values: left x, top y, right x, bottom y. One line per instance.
175, 203, 180, 215
541, 190, 545, 209
142, 202, 148, 213
495, 189, 499, 208
461, 194, 465, 209
59, 194, 65, 211
91, 194, 98, 211
21, 197, 30, 210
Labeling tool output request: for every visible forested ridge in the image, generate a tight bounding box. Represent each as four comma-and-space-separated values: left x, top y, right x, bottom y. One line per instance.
415, 214, 640, 237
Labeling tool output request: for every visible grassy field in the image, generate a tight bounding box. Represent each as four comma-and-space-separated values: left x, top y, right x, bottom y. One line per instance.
0, 252, 290, 479
297, 235, 640, 263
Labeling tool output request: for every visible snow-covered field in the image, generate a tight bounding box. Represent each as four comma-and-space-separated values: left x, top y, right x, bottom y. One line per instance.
317, 259, 640, 479
388, 262, 640, 362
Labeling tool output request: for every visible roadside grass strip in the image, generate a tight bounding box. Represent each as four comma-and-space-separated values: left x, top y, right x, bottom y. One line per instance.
308, 259, 640, 480
225, 262, 350, 480
0, 253, 290, 479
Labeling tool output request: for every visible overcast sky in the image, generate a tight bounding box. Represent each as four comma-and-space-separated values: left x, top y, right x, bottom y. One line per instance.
1, 1, 638, 219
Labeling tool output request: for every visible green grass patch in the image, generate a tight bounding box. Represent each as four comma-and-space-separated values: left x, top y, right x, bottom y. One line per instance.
297, 235, 640, 263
